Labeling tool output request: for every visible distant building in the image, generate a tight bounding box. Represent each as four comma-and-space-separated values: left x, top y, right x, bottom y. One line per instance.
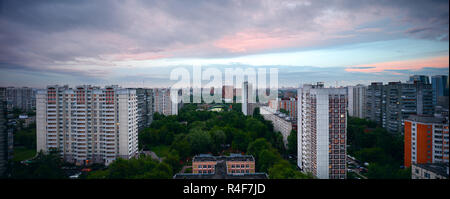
260, 106, 293, 147
153, 88, 178, 116
404, 115, 449, 168
382, 82, 433, 133
242, 82, 253, 116
36, 85, 139, 165
222, 85, 234, 103
268, 97, 298, 120
298, 82, 347, 179
409, 75, 430, 84
0, 91, 13, 176
431, 75, 449, 106
2, 87, 36, 112
347, 85, 366, 119
411, 163, 449, 179
365, 82, 383, 124
135, 88, 154, 131
173, 154, 268, 179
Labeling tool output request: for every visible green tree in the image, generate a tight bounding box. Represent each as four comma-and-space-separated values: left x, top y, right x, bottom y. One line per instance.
9, 150, 66, 179
268, 160, 309, 179
287, 130, 297, 156
257, 149, 280, 172
187, 129, 212, 154
163, 150, 182, 173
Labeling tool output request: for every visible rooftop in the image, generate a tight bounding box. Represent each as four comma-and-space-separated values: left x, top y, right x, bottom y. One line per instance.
413, 163, 449, 177
193, 154, 255, 162
406, 115, 447, 124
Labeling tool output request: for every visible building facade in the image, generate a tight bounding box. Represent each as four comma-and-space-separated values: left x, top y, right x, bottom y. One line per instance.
404, 115, 449, 168
192, 154, 256, 175
409, 75, 430, 84
260, 106, 293, 147
153, 88, 178, 116
382, 82, 433, 133
0, 91, 13, 176
431, 75, 449, 106
411, 163, 448, 179
347, 85, 366, 119
3, 87, 36, 112
365, 82, 383, 124
268, 97, 298, 120
136, 88, 154, 131
36, 85, 139, 165
174, 154, 267, 179
242, 82, 252, 116
298, 83, 347, 179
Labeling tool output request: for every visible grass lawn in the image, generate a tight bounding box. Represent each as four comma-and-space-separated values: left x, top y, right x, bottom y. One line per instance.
13, 146, 36, 162
150, 145, 170, 158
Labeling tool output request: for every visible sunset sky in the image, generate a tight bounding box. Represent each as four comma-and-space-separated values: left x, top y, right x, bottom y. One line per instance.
0, 0, 448, 88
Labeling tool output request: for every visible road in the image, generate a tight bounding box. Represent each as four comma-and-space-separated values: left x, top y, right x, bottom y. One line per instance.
347, 155, 368, 179
141, 150, 164, 163
180, 165, 192, 174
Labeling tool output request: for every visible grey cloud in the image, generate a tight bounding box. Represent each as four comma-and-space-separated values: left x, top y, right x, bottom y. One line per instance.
0, 0, 448, 80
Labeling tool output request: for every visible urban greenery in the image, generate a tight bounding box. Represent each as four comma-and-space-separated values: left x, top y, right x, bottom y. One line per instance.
89, 104, 311, 179
347, 116, 411, 179
7, 150, 66, 179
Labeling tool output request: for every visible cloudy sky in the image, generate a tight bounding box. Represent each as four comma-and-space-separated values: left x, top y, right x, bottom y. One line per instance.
0, 0, 448, 88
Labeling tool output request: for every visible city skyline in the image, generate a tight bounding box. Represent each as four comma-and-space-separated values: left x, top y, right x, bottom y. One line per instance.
0, 0, 449, 88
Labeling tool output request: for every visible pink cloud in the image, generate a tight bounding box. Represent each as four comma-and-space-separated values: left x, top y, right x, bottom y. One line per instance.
213, 30, 296, 53
345, 56, 449, 73
213, 29, 356, 53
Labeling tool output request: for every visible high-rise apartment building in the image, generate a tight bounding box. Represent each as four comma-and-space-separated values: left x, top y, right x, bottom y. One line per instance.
136, 88, 154, 131
153, 88, 178, 116
347, 85, 366, 119
3, 87, 36, 112
222, 85, 234, 103
382, 82, 433, 133
431, 75, 449, 106
268, 97, 298, 120
409, 75, 430, 84
365, 82, 383, 124
0, 90, 13, 176
242, 82, 253, 116
297, 82, 347, 179
404, 115, 449, 168
36, 85, 139, 165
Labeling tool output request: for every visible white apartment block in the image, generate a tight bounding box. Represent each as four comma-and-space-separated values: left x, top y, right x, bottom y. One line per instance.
242, 82, 254, 116
153, 88, 178, 116
347, 85, 366, 119
298, 83, 347, 179
36, 85, 138, 165
260, 106, 293, 147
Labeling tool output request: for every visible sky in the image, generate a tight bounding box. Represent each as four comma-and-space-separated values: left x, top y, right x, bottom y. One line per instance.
0, 0, 448, 88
